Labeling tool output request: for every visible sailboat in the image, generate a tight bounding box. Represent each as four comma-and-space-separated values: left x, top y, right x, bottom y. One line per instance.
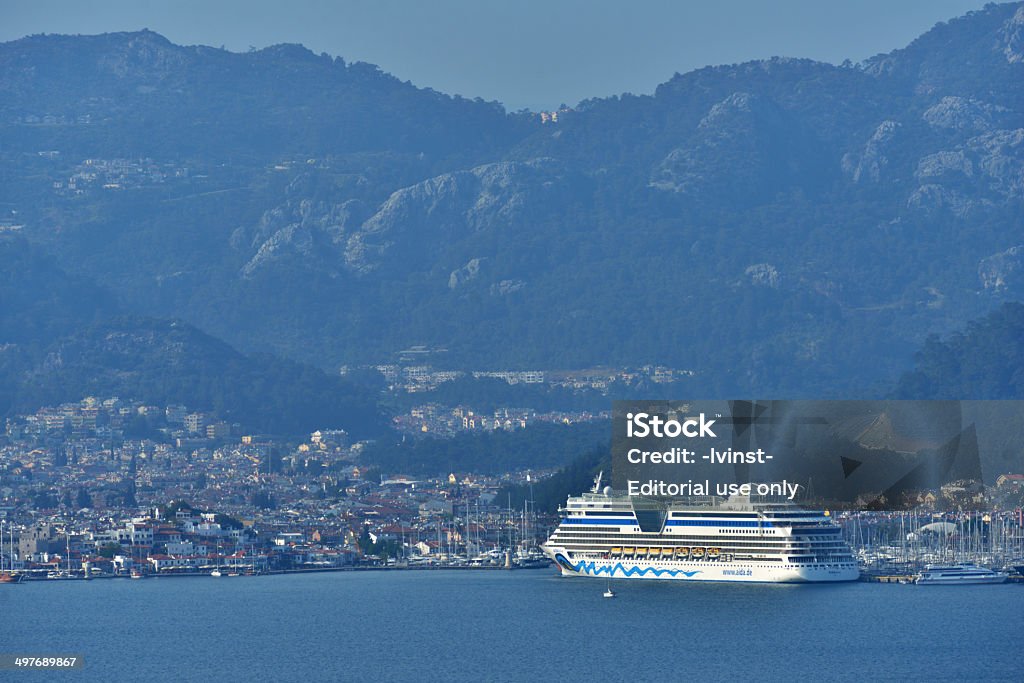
0, 519, 22, 584
603, 579, 615, 598
210, 541, 222, 577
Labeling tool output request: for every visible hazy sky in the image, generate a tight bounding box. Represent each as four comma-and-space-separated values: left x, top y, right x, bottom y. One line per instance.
1, 0, 993, 111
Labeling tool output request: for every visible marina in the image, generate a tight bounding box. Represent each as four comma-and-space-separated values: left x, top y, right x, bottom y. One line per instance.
841, 507, 1024, 584
536, 472, 1024, 586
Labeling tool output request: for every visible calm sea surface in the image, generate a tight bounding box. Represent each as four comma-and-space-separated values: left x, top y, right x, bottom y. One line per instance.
1, 570, 1021, 682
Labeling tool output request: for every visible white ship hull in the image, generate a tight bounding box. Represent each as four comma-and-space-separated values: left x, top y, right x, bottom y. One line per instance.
545, 548, 858, 583
916, 575, 1007, 585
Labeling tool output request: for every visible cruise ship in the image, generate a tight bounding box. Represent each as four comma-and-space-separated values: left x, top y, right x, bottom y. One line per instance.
915, 564, 1008, 585
541, 476, 859, 583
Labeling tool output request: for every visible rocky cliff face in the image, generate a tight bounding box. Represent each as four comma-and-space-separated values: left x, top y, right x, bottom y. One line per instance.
979, 245, 1024, 292
1000, 6, 1024, 64
922, 96, 1011, 132
344, 158, 566, 274
448, 257, 488, 289
907, 127, 1023, 216
842, 120, 901, 184
236, 195, 368, 278
235, 158, 570, 285
650, 91, 815, 204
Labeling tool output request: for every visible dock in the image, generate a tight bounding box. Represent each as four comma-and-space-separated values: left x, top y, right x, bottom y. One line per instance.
860, 572, 1024, 584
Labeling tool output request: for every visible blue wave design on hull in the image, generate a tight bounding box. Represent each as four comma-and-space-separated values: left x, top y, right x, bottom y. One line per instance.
555, 554, 701, 579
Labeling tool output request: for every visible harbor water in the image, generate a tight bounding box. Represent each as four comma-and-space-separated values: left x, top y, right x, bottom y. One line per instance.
1, 570, 1021, 682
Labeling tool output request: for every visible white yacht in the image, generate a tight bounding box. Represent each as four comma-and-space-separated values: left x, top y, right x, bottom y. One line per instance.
541, 476, 859, 583
915, 564, 1008, 585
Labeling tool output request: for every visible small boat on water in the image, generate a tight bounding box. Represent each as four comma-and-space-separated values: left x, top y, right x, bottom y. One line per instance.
916, 564, 1008, 585
603, 580, 615, 598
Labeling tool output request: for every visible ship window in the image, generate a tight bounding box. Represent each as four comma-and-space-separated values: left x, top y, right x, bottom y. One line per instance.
633, 507, 667, 533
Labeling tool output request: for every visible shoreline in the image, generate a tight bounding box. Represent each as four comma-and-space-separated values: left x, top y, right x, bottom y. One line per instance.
10, 567, 1024, 583
8, 563, 554, 581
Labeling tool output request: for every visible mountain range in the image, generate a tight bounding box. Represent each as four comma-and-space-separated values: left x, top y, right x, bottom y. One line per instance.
2, 2, 1023, 431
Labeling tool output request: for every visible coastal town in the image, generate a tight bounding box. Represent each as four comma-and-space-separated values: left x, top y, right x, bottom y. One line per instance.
2, 363, 1024, 582
0, 391, 572, 580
